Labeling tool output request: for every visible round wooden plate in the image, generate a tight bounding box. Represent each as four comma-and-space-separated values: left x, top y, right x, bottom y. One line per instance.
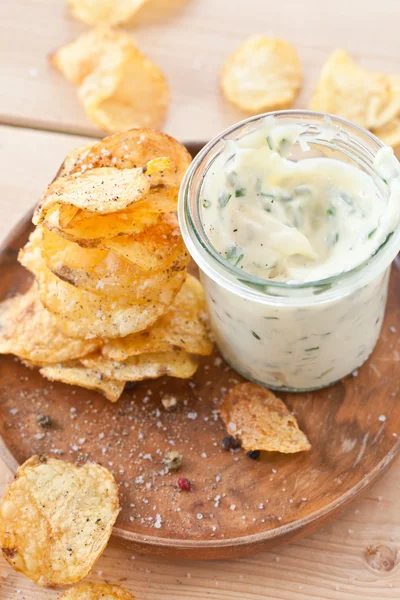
0, 143, 399, 560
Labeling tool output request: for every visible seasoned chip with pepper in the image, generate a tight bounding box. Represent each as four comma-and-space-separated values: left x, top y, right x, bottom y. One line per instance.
40, 364, 125, 402
59, 582, 135, 599
68, 0, 148, 26
81, 349, 199, 381
221, 36, 302, 114
51, 28, 169, 133
220, 382, 311, 453
0, 456, 119, 586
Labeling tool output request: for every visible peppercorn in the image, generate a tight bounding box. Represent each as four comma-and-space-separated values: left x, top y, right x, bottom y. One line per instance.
177, 477, 191, 491
247, 450, 260, 460
221, 435, 241, 451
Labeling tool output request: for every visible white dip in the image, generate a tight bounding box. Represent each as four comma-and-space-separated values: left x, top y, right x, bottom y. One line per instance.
197, 117, 400, 390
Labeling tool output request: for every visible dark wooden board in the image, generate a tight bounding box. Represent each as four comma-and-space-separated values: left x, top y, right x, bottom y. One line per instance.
0, 144, 399, 559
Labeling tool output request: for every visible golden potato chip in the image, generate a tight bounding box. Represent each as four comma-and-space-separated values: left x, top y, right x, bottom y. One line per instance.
68, 0, 147, 26
102, 213, 189, 272
221, 36, 302, 114
81, 349, 198, 382
0, 283, 100, 365
309, 49, 400, 130
220, 383, 311, 453
34, 166, 150, 225
51, 28, 169, 133
40, 364, 125, 401
19, 236, 184, 339
45, 206, 161, 246
38, 225, 187, 299
57, 142, 96, 178
103, 275, 212, 360
68, 129, 192, 187
0, 456, 119, 586
374, 117, 400, 151
59, 582, 135, 600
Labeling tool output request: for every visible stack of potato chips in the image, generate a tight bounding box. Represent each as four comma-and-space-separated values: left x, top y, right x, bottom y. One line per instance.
0, 130, 212, 401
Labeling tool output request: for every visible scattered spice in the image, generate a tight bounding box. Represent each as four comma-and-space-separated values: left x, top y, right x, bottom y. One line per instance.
163, 450, 183, 472
178, 477, 191, 491
161, 394, 178, 411
247, 450, 260, 460
37, 415, 52, 428
221, 435, 241, 451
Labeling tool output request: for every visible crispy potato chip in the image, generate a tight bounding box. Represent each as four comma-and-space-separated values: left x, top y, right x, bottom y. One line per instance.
45, 206, 161, 246
34, 166, 150, 225
51, 28, 169, 133
19, 235, 184, 338
68, 129, 192, 187
102, 213, 189, 272
39, 225, 187, 298
40, 364, 125, 401
103, 275, 212, 360
59, 582, 135, 600
68, 0, 148, 26
57, 142, 96, 178
81, 349, 198, 382
0, 456, 119, 586
309, 49, 400, 130
220, 383, 311, 453
221, 36, 302, 114
0, 283, 100, 365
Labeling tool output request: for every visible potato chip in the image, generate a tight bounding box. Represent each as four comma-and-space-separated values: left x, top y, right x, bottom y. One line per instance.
220, 383, 311, 453
0, 283, 100, 365
34, 166, 150, 225
40, 364, 125, 401
59, 582, 135, 600
68, 129, 192, 187
221, 36, 302, 114
81, 349, 198, 381
374, 117, 400, 151
51, 28, 169, 133
45, 206, 161, 246
68, 0, 148, 26
19, 236, 184, 339
38, 225, 187, 300
102, 213, 189, 272
57, 143, 96, 178
0, 456, 119, 586
309, 49, 400, 130
103, 275, 212, 360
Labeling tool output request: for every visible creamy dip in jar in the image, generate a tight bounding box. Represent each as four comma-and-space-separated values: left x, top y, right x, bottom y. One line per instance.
179, 112, 400, 391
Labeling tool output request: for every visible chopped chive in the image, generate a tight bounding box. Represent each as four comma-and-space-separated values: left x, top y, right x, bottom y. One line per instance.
226, 245, 244, 266
252, 331, 261, 340
383, 178, 388, 185
335, 232, 339, 243
266, 136, 274, 150
202, 199, 211, 208
305, 346, 319, 352
368, 228, 377, 239
226, 170, 239, 187
235, 188, 246, 197
264, 316, 279, 320
218, 192, 232, 208
327, 207, 336, 216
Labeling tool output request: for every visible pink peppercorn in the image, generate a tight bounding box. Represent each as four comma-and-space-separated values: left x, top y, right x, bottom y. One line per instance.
178, 477, 191, 491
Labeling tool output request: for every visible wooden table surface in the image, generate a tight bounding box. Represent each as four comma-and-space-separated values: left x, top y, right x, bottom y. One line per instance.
1, 1, 400, 598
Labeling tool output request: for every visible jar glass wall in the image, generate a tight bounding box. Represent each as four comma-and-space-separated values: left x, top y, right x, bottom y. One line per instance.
178, 111, 400, 392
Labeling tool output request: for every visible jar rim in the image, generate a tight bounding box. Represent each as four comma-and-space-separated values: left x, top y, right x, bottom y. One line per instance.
179, 110, 400, 299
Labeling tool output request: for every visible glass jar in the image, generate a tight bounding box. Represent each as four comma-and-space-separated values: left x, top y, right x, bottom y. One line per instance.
178, 111, 400, 392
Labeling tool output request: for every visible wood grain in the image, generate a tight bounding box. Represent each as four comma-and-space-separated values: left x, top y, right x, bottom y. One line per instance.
1, 0, 400, 140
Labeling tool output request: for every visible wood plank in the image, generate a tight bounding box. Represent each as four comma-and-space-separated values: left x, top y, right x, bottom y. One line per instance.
1, 0, 400, 140
0, 125, 399, 597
